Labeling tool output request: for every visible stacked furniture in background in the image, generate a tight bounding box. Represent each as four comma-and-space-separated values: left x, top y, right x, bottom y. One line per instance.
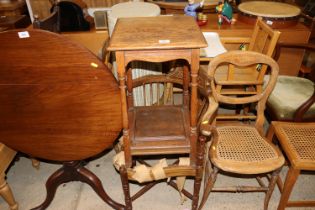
0, 0, 30, 29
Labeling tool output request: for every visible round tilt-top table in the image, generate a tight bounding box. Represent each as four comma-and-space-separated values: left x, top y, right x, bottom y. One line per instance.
237, 1, 301, 28
0, 29, 123, 209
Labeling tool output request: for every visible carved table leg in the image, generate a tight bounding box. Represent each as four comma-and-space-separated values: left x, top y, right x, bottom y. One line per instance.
31, 161, 125, 210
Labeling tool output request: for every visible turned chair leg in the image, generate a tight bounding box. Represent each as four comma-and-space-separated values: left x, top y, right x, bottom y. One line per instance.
264, 167, 282, 210
31, 161, 125, 210
192, 135, 206, 210
120, 165, 132, 210
0, 175, 18, 210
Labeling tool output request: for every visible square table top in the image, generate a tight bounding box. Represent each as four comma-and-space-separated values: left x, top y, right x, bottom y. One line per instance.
107, 15, 207, 51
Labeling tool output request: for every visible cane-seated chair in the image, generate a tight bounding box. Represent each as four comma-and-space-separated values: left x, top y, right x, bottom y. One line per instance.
268, 121, 315, 210
113, 66, 205, 210
198, 51, 285, 210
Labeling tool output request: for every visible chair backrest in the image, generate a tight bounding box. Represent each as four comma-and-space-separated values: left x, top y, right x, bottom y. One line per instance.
33, 5, 60, 32
248, 17, 281, 83
131, 74, 183, 107
126, 65, 187, 109
206, 51, 279, 134
248, 17, 281, 56
0, 30, 122, 161
211, 17, 280, 95
57, 0, 92, 31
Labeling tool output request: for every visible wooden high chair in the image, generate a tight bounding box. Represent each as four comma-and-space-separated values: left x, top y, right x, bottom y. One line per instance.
198, 17, 281, 122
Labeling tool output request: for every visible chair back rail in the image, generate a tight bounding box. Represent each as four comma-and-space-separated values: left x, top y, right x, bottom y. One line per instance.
202, 50, 279, 134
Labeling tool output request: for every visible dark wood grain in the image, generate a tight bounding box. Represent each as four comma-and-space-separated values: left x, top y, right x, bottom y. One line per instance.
0, 29, 122, 161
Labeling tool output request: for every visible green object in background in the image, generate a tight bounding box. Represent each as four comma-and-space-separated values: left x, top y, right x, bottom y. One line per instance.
222, 0, 233, 23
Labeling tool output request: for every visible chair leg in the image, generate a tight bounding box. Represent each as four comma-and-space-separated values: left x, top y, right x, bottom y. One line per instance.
191, 135, 206, 210
203, 140, 212, 188
0, 175, 18, 210
266, 123, 275, 142
264, 167, 282, 210
203, 160, 211, 187
120, 165, 132, 210
276, 176, 284, 193
198, 166, 219, 210
277, 167, 300, 210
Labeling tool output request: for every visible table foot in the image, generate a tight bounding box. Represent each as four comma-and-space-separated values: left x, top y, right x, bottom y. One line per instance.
31, 161, 125, 210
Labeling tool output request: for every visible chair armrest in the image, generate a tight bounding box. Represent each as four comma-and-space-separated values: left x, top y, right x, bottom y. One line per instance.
200, 123, 216, 136
199, 96, 218, 136
294, 86, 315, 122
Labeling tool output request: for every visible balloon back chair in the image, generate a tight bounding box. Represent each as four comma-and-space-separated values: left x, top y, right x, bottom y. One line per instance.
198, 51, 285, 210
